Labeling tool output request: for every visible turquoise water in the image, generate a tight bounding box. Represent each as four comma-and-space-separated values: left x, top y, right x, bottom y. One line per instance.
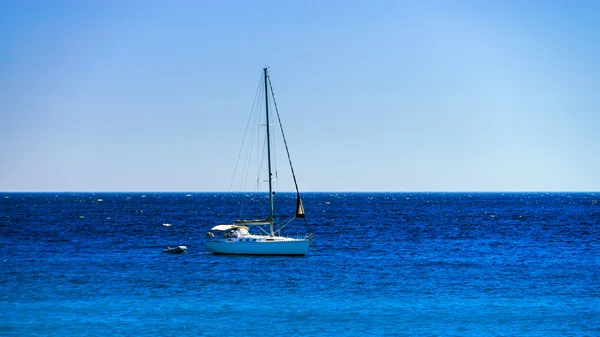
1, 192, 599, 336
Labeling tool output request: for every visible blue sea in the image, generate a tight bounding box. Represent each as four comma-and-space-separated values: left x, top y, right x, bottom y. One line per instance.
1, 192, 599, 336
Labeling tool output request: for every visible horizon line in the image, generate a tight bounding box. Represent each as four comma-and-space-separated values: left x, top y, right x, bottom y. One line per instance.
1, 190, 598, 194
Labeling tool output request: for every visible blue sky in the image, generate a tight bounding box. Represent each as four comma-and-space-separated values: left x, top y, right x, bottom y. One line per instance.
1, 0, 599, 192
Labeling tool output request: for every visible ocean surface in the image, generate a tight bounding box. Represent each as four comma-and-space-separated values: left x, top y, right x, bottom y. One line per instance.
1, 192, 599, 336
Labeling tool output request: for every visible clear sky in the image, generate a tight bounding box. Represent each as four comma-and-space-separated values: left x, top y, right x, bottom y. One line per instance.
1, 0, 599, 192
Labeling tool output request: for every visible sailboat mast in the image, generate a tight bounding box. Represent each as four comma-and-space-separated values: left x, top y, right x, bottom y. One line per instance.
264, 67, 275, 236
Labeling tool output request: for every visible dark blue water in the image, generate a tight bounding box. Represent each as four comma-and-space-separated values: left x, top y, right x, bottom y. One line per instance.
1, 192, 599, 336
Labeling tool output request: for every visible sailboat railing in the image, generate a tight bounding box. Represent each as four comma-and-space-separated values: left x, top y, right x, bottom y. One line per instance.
210, 235, 311, 241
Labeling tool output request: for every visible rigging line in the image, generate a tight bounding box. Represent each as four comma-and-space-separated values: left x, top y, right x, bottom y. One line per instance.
235, 74, 264, 220
250, 94, 262, 193
267, 76, 311, 232
239, 91, 260, 191
269, 94, 279, 193
255, 78, 265, 193
236, 77, 261, 194
241, 104, 258, 191
239, 105, 261, 219
257, 226, 270, 236
267, 76, 300, 195
276, 217, 295, 233
259, 127, 269, 191
228, 72, 265, 193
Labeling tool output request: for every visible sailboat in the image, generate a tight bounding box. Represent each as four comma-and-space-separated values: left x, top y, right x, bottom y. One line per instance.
205, 68, 313, 256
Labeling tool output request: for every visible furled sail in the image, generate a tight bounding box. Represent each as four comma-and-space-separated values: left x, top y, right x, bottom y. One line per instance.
234, 217, 274, 225
296, 194, 306, 218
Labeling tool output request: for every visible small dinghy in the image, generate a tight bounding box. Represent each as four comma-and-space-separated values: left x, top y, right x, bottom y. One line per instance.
163, 245, 187, 254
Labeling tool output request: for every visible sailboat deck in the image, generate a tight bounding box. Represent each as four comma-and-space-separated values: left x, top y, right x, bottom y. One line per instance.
210, 234, 309, 243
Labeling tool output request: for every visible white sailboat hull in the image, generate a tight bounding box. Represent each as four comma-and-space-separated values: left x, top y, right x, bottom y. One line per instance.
206, 238, 310, 256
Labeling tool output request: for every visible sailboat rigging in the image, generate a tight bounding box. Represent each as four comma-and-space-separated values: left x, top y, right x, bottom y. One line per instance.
205, 68, 313, 256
